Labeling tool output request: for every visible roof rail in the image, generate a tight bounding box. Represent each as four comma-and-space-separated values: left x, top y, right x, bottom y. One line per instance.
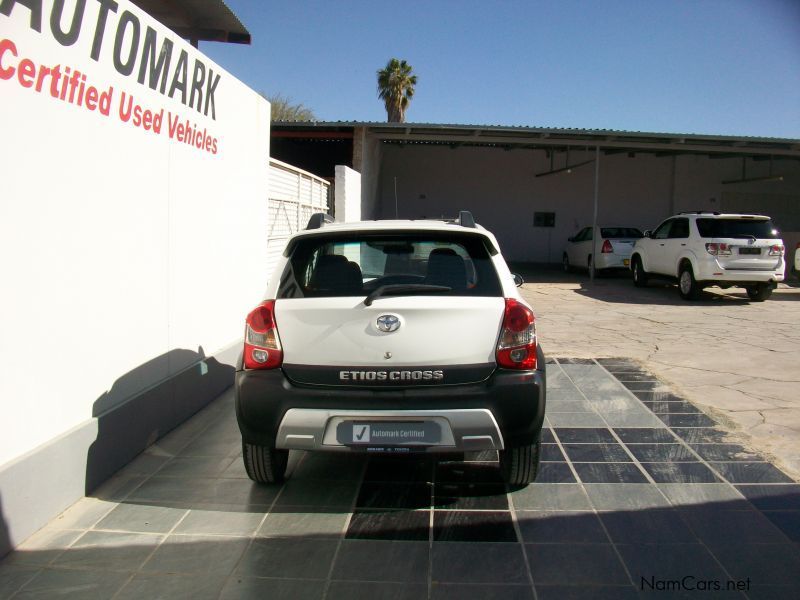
306, 213, 334, 230
678, 211, 720, 216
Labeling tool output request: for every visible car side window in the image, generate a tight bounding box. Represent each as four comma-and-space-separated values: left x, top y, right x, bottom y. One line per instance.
653, 219, 673, 240
669, 218, 690, 239
573, 227, 589, 242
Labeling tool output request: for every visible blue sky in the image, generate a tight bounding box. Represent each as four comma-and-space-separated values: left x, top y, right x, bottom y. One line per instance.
203, 0, 800, 138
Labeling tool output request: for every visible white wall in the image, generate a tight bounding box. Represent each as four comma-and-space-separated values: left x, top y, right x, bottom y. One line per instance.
0, 1, 270, 466
335, 165, 362, 222
378, 145, 800, 262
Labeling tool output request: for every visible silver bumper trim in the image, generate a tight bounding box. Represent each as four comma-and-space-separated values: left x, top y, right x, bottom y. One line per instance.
275, 408, 505, 452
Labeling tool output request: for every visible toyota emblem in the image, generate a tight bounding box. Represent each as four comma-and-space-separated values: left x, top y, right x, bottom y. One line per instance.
376, 314, 401, 333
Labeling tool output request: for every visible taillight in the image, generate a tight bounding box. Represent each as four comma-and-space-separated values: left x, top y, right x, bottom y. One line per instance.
769, 244, 784, 256
244, 300, 283, 369
705, 243, 732, 256
601, 239, 613, 253
496, 298, 537, 370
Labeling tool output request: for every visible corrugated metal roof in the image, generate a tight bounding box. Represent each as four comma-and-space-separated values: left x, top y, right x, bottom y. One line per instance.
131, 0, 250, 44
272, 121, 799, 145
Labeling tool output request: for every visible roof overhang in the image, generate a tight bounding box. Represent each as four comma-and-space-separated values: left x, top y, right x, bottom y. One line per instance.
272, 122, 800, 159
131, 0, 251, 45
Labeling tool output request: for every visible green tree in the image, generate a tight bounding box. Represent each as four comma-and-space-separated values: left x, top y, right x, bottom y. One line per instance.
377, 59, 417, 123
266, 93, 316, 121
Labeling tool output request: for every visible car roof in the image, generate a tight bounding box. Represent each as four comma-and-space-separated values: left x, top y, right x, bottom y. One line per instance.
676, 213, 770, 219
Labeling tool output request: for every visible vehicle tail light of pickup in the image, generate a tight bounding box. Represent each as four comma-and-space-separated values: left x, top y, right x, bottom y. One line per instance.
496, 298, 537, 370
601, 239, 613, 253
705, 243, 732, 256
244, 300, 283, 369
769, 244, 785, 256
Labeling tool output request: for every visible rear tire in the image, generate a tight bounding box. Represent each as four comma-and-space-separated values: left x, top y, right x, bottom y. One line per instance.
242, 442, 289, 484
746, 284, 773, 302
632, 256, 648, 287
500, 440, 541, 486
678, 264, 701, 300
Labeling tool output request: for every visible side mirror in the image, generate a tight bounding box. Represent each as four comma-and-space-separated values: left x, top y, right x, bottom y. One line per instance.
643, 230, 651, 238
512, 273, 524, 287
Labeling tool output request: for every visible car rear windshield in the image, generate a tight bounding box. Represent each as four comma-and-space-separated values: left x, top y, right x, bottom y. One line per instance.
277, 232, 502, 298
695, 218, 780, 239
600, 228, 643, 239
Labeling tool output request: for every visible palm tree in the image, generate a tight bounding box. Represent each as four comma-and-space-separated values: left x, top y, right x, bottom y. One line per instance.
377, 59, 417, 123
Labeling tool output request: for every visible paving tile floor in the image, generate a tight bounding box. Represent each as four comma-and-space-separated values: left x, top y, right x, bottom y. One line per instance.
2, 359, 799, 599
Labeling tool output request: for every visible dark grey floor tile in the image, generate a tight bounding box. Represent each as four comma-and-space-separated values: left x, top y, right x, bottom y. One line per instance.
690, 443, 765, 461
599, 510, 697, 543
517, 511, 608, 543
330, 581, 429, 600
670, 427, 739, 444
433, 511, 516, 542
128, 477, 277, 506
710, 462, 794, 484
616, 543, 728, 585
333, 540, 429, 583
682, 509, 791, 545
574, 463, 648, 484
259, 506, 349, 539
554, 428, 616, 444
509, 483, 592, 511
236, 538, 338, 579
174, 505, 265, 536
434, 482, 509, 510
541, 444, 566, 462
291, 453, 366, 481
641, 401, 702, 414
432, 542, 528, 584
621, 381, 660, 391
613, 428, 677, 443
536, 463, 577, 483
612, 373, 659, 382
220, 577, 325, 600
0, 565, 40, 597
657, 483, 749, 508
364, 457, 434, 483
52, 531, 162, 571
540, 428, 556, 443
762, 511, 800, 542
736, 484, 800, 510
3, 530, 83, 567
141, 534, 249, 576
596, 358, 637, 366
625, 443, 698, 462
435, 463, 504, 484
585, 484, 671, 510
632, 391, 687, 402
558, 358, 595, 365
526, 543, 630, 585
115, 572, 226, 600
706, 542, 800, 586
431, 583, 533, 600
357, 482, 432, 509
562, 443, 631, 462
94, 502, 187, 534
156, 456, 236, 478
346, 509, 430, 541
275, 479, 359, 508
13, 567, 131, 599
658, 413, 717, 427
642, 462, 722, 483
535, 585, 637, 600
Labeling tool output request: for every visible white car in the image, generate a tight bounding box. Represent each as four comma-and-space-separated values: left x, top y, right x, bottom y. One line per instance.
631, 212, 785, 301
794, 242, 800, 280
563, 226, 644, 273
235, 211, 546, 486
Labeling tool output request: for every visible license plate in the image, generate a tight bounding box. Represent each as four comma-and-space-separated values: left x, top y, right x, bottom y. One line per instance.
739, 248, 761, 255
623, 259, 630, 266
336, 421, 441, 445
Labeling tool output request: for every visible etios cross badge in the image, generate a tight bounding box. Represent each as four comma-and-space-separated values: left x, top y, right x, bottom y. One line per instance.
376, 315, 401, 332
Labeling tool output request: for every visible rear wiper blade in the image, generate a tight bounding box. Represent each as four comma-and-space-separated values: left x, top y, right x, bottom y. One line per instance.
364, 284, 451, 306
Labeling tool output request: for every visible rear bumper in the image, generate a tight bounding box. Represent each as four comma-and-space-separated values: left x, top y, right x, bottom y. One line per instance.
235, 352, 546, 452
696, 258, 785, 284
596, 253, 631, 270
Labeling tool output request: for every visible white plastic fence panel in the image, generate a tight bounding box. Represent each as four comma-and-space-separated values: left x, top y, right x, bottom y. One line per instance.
266, 159, 330, 280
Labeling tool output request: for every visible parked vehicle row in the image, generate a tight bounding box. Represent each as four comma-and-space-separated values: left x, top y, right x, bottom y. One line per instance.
563, 226, 643, 273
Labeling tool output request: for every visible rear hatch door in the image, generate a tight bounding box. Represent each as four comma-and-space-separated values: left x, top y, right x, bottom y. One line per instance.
696, 217, 783, 271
